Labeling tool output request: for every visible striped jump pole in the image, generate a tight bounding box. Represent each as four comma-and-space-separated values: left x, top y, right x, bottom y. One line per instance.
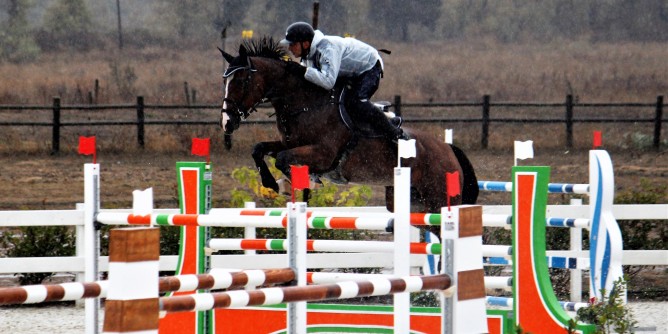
159, 274, 452, 314
0, 268, 295, 307
484, 256, 590, 269
0, 281, 107, 306
478, 180, 590, 194
161, 268, 295, 292
485, 296, 589, 313
483, 214, 591, 229
207, 238, 443, 255
96, 211, 442, 231
305, 272, 511, 291
102, 227, 160, 334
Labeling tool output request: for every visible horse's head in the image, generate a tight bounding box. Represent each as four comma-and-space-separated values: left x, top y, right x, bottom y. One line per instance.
219, 38, 285, 134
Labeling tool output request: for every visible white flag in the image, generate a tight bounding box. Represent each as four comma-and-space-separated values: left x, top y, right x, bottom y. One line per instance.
444, 129, 453, 144
132, 188, 154, 216
514, 140, 534, 161
398, 139, 416, 159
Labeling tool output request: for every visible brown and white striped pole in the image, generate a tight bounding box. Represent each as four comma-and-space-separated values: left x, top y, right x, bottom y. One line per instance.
0, 268, 294, 307
159, 274, 451, 314
102, 227, 160, 334
0, 281, 107, 305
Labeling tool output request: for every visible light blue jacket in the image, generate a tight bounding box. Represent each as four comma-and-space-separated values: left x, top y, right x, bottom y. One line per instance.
302, 30, 383, 90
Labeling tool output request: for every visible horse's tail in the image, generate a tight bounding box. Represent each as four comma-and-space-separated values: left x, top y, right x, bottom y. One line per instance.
450, 144, 479, 204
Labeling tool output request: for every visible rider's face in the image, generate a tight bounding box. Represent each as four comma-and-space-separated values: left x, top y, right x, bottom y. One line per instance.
288, 41, 309, 58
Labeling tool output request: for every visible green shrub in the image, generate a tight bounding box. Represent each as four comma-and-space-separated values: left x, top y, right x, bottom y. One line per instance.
0, 226, 75, 285
574, 277, 638, 334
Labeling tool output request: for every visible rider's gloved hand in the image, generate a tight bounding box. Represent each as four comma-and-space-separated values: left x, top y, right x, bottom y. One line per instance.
285, 61, 307, 77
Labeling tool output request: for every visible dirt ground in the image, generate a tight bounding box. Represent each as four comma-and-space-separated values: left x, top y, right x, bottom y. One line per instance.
0, 147, 665, 210
0, 146, 666, 300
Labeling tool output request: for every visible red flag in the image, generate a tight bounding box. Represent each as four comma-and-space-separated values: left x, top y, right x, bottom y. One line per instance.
191, 138, 210, 160
78, 136, 95, 155
446, 171, 461, 198
291, 165, 310, 190
593, 131, 602, 149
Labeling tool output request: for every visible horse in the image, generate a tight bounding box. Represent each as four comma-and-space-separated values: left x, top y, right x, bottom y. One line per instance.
219, 38, 478, 219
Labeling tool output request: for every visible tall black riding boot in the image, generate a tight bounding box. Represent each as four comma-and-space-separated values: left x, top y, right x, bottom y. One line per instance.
354, 100, 408, 142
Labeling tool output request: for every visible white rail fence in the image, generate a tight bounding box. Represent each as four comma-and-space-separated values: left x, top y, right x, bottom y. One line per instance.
1, 203, 665, 275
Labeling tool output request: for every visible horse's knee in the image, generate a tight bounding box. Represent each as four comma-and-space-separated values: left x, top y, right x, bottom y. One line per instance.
274, 152, 292, 175
251, 143, 265, 162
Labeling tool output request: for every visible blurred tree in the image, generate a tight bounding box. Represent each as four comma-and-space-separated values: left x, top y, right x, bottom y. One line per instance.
0, 0, 40, 63
147, 1, 220, 48
369, 0, 440, 42
39, 0, 96, 51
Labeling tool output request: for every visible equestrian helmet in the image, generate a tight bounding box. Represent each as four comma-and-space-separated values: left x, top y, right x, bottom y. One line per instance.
281, 22, 315, 44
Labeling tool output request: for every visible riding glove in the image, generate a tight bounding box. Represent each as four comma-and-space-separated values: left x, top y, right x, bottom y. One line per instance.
285, 61, 307, 77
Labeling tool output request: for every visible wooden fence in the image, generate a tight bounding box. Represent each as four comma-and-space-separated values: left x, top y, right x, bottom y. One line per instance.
0, 95, 663, 153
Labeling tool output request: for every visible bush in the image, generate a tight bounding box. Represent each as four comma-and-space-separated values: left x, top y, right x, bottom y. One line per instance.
0, 226, 75, 285
574, 277, 638, 334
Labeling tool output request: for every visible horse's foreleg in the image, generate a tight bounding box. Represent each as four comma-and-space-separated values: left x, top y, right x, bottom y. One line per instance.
251, 141, 286, 192
274, 145, 336, 179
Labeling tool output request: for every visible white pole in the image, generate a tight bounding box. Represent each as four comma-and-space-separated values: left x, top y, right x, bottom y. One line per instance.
75, 202, 85, 307
83, 163, 100, 334
244, 202, 257, 256
393, 167, 411, 332
287, 202, 307, 333
569, 198, 583, 302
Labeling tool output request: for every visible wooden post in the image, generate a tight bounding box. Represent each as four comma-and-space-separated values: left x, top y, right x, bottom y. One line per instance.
654, 95, 663, 150
94, 79, 99, 104
312, 1, 320, 29
565, 94, 574, 148
393, 95, 402, 117
136, 96, 145, 149
184, 82, 191, 105
481, 95, 490, 149
116, 0, 123, 49
51, 97, 60, 154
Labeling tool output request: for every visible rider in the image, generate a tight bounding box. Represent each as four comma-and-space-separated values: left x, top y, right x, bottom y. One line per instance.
280, 22, 409, 143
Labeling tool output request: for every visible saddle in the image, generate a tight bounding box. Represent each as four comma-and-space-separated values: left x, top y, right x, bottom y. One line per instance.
337, 88, 403, 138
316, 87, 403, 185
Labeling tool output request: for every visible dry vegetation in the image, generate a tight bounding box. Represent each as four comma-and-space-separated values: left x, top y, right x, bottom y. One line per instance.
0, 40, 666, 154
0, 40, 666, 105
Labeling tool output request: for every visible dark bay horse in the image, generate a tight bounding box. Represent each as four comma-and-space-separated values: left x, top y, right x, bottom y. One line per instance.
220, 38, 478, 214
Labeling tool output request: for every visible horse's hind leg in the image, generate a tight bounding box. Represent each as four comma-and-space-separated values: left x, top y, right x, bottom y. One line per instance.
251, 141, 286, 192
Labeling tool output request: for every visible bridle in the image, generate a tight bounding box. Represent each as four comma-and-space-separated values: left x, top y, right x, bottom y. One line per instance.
222, 58, 265, 124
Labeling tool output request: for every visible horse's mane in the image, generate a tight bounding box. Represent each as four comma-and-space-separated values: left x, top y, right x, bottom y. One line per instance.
241, 37, 286, 60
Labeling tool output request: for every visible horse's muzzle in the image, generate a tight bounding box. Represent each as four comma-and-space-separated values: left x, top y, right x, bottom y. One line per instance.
221, 110, 232, 134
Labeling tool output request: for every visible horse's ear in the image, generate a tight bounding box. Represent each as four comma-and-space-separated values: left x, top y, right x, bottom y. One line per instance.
218, 47, 235, 64
239, 44, 248, 57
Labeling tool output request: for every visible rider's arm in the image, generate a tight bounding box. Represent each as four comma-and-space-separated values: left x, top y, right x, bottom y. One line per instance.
304, 41, 341, 90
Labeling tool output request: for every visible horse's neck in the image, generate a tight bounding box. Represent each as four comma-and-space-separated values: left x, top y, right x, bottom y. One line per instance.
270, 76, 334, 111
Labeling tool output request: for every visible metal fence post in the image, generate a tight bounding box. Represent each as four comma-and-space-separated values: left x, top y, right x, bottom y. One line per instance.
51, 97, 61, 154
654, 95, 663, 150
136, 96, 145, 149
482, 95, 490, 149
565, 94, 574, 148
